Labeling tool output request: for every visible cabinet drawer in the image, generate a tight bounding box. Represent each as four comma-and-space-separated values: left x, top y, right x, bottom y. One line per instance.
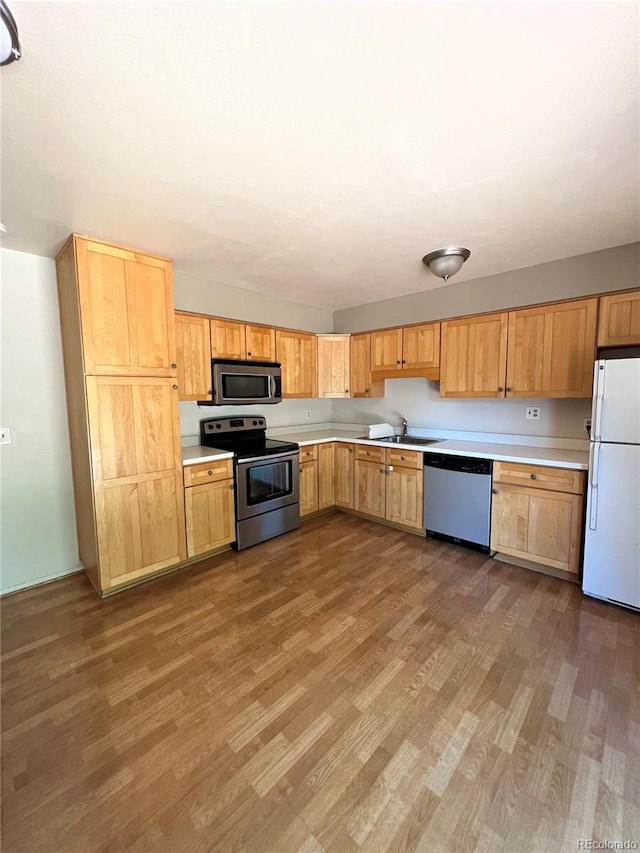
493, 461, 585, 495
355, 445, 385, 464
386, 448, 422, 470
184, 459, 233, 487
299, 444, 318, 462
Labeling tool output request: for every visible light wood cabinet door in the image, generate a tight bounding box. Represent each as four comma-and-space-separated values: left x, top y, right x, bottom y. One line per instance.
506, 298, 597, 398
300, 460, 319, 517
598, 290, 640, 346
75, 237, 176, 377
317, 335, 351, 398
318, 443, 335, 509
354, 459, 386, 518
246, 325, 276, 361
185, 479, 235, 557
211, 319, 246, 360
350, 333, 383, 398
334, 443, 354, 508
174, 312, 212, 400
276, 330, 317, 398
403, 323, 440, 370
440, 313, 509, 397
85, 376, 186, 589
386, 466, 423, 529
490, 484, 583, 576
371, 328, 404, 373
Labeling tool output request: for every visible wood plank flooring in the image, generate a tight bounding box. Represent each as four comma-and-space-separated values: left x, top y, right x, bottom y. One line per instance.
2, 513, 639, 853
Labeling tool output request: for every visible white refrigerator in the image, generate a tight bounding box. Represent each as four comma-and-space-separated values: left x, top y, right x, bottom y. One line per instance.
583, 354, 640, 610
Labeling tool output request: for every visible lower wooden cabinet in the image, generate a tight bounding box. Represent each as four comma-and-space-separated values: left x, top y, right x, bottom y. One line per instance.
300, 457, 319, 517
490, 461, 585, 577
354, 445, 423, 529
334, 443, 355, 508
318, 443, 335, 509
183, 458, 235, 557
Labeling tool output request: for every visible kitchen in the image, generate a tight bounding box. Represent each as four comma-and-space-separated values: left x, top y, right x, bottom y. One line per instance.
1, 2, 639, 851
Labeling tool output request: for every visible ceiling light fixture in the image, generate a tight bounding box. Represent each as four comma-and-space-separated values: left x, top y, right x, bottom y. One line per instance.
422, 246, 471, 282
1, 1, 21, 66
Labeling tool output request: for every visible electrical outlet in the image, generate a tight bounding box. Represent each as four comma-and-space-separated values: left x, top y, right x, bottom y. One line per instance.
525, 407, 541, 420
0, 427, 11, 445
305, 410, 311, 421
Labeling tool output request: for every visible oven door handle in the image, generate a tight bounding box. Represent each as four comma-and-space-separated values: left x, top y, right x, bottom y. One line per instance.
237, 451, 300, 466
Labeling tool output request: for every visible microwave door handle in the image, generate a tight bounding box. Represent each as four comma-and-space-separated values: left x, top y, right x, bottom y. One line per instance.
271, 375, 277, 399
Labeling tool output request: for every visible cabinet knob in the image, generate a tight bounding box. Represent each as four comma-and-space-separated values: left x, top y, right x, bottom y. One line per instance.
498, 387, 504, 392
506, 387, 512, 392
396, 360, 401, 365
171, 363, 177, 369
172, 384, 178, 390
207, 390, 212, 395
348, 448, 352, 453
229, 484, 235, 490
366, 388, 370, 393
400, 456, 405, 461
402, 360, 406, 364
530, 473, 537, 480
492, 489, 498, 494
208, 470, 213, 475
345, 389, 349, 393
247, 351, 252, 356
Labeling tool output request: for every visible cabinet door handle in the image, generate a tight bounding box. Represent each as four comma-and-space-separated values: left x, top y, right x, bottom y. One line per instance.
171, 363, 177, 369
530, 473, 537, 480
400, 456, 406, 461
396, 360, 401, 365
247, 351, 252, 356
207, 390, 212, 395
208, 470, 213, 475
402, 360, 406, 364
229, 484, 235, 490
506, 387, 512, 392
492, 489, 498, 494
172, 384, 178, 390
345, 389, 349, 393
498, 386, 504, 392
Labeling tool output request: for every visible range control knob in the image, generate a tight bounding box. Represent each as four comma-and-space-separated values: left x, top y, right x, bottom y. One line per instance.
215, 423, 222, 429
253, 420, 258, 425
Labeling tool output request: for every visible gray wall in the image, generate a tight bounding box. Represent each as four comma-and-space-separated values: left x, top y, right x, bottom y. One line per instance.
174, 269, 333, 333
0, 249, 82, 594
333, 242, 640, 332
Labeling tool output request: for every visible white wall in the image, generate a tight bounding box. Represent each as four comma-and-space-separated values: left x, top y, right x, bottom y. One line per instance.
180, 399, 332, 441
0, 248, 81, 594
332, 379, 591, 439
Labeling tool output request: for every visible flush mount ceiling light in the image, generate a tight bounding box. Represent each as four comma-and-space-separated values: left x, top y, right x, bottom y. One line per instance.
422, 246, 471, 282
1, 1, 21, 66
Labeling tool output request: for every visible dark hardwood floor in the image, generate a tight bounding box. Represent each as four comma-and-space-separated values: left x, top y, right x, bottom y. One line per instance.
2, 512, 639, 852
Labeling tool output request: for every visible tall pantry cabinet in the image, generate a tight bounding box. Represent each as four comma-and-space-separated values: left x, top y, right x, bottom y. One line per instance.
56, 236, 186, 595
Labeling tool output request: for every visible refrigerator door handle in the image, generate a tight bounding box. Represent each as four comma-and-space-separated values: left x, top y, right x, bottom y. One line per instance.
589, 442, 600, 530
593, 361, 605, 442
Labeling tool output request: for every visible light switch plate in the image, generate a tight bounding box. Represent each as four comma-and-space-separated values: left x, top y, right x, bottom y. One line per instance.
0, 427, 11, 445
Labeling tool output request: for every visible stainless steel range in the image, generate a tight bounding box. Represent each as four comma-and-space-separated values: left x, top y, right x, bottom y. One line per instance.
200, 416, 300, 551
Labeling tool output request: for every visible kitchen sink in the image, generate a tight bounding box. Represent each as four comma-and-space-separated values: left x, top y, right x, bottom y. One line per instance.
375, 436, 441, 446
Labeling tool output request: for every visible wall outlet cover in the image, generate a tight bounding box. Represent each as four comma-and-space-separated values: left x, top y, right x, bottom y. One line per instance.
305, 410, 311, 420
525, 407, 541, 420
0, 427, 11, 445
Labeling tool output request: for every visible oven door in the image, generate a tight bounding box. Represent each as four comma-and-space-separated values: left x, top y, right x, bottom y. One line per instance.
236, 451, 300, 520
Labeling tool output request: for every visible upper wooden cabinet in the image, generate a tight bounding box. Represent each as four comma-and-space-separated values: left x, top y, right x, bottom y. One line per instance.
246, 324, 276, 361
174, 312, 212, 401
276, 330, 317, 398
317, 335, 350, 398
440, 299, 597, 399
350, 333, 384, 398
62, 235, 177, 377
506, 298, 597, 398
371, 323, 440, 380
598, 290, 640, 347
210, 318, 276, 361
440, 313, 508, 398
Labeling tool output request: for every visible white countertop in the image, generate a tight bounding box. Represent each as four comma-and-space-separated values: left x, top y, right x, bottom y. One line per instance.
181, 446, 234, 466
267, 430, 589, 470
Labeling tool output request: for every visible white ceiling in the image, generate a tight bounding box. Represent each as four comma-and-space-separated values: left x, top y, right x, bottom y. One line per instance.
1, 1, 638, 309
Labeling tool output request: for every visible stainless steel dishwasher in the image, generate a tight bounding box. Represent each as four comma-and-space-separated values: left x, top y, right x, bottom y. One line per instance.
423, 453, 493, 554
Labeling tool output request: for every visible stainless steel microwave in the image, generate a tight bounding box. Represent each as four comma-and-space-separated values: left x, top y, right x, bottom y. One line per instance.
200, 359, 282, 406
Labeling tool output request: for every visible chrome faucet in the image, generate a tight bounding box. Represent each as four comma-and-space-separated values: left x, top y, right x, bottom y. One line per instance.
400, 417, 408, 437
